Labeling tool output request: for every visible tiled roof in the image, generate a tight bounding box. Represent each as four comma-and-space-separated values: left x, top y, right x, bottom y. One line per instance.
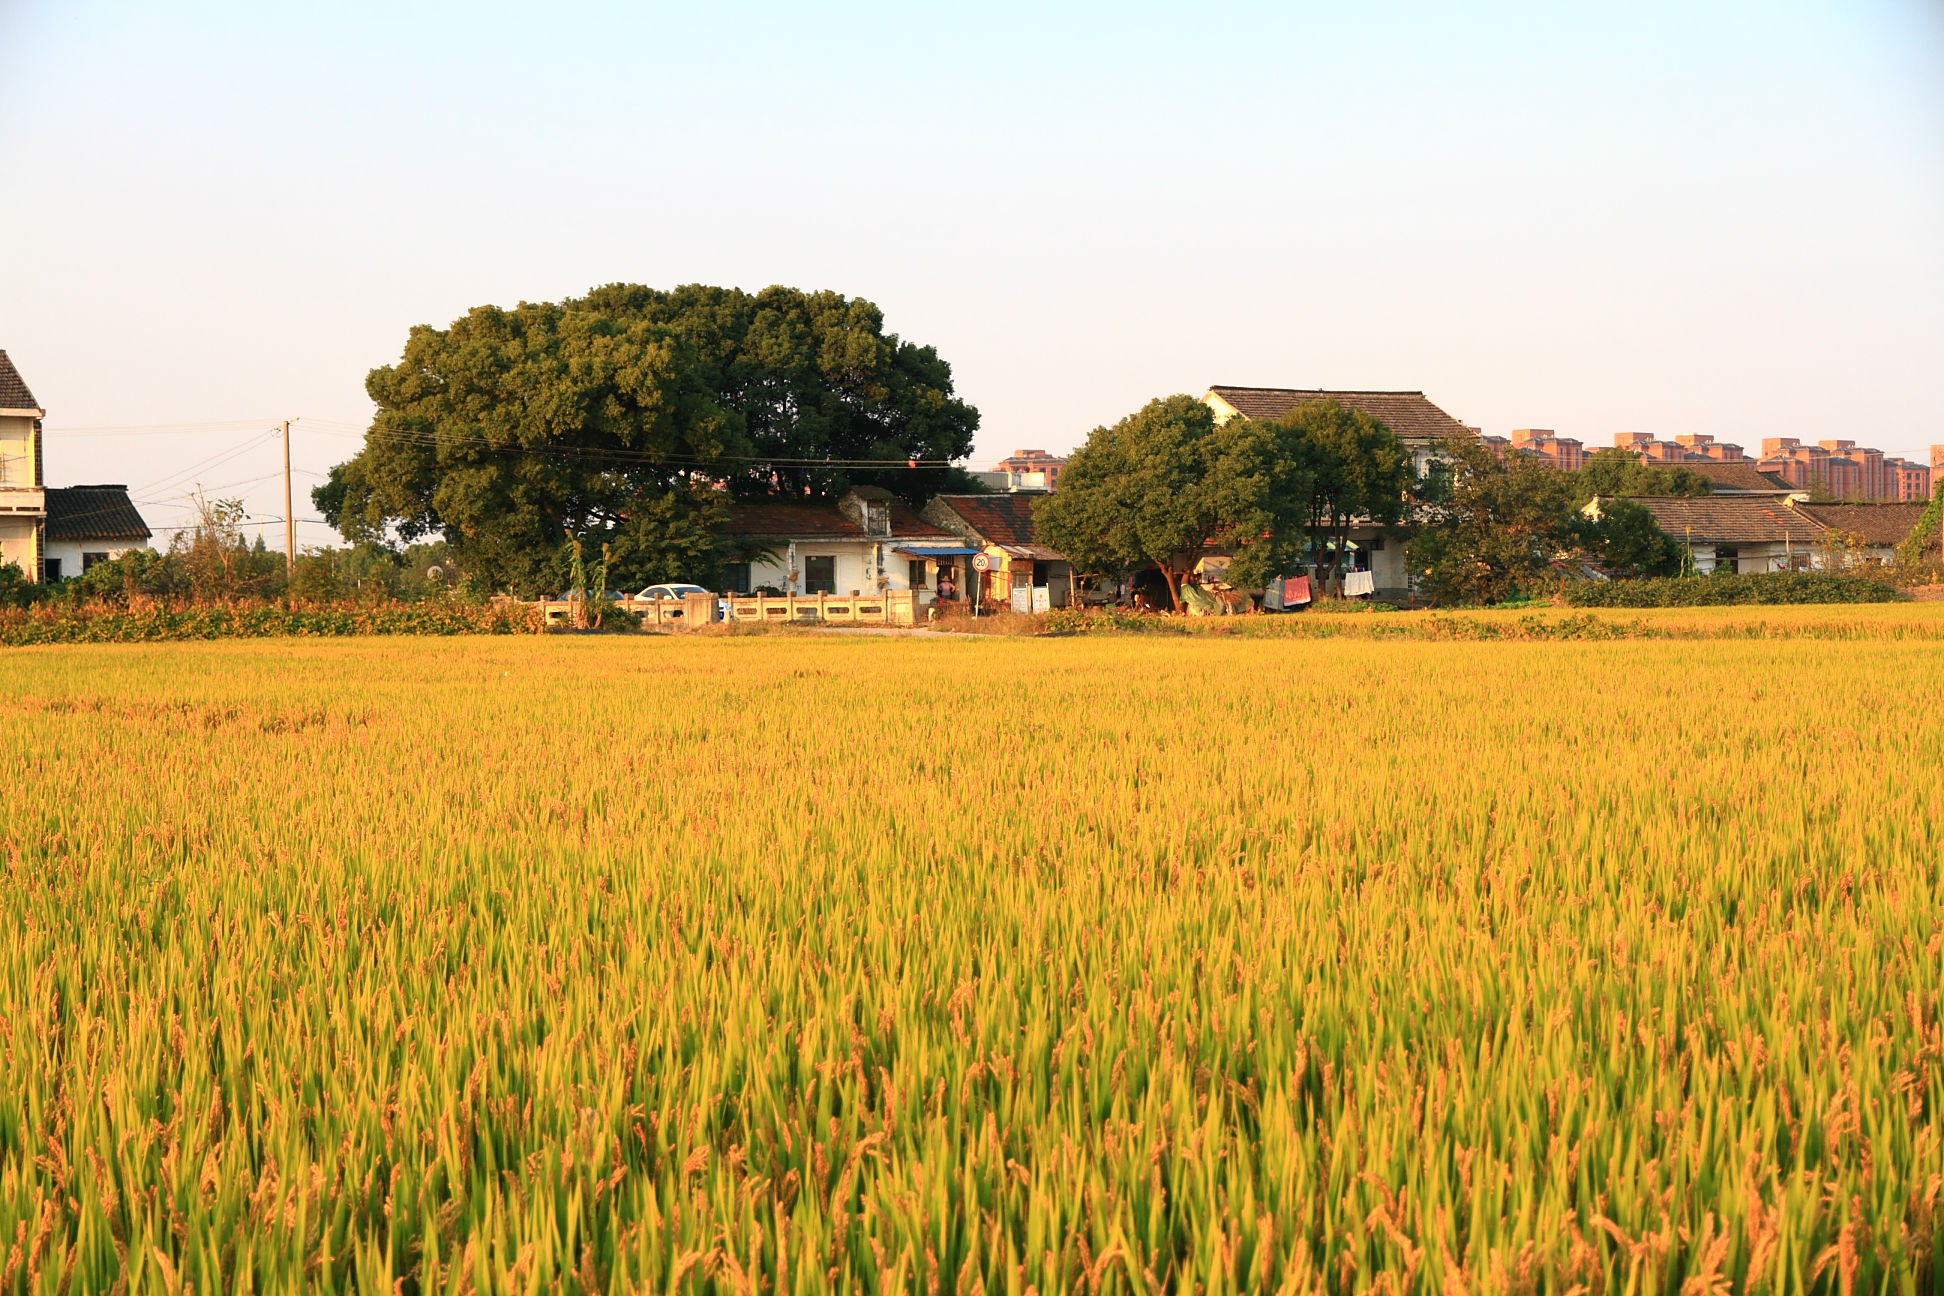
723, 503, 865, 538
45, 486, 151, 541
1629, 496, 1817, 545
0, 351, 39, 411
1204, 387, 1476, 441
926, 494, 1046, 547
1790, 502, 1927, 547
722, 501, 953, 539
887, 504, 954, 537
1680, 462, 1794, 493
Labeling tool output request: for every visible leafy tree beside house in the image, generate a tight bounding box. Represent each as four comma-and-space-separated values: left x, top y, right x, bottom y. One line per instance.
1409, 440, 1577, 604
1411, 442, 1686, 602
1569, 497, 1684, 579
1566, 448, 1712, 502
1033, 396, 1302, 611
1251, 400, 1411, 594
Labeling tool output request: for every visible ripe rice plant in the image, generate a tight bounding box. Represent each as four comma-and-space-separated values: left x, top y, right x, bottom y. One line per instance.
0, 632, 1939, 1292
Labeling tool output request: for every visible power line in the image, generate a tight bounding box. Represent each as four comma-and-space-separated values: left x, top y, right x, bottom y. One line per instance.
313, 423, 970, 470
133, 428, 283, 499
40, 419, 282, 437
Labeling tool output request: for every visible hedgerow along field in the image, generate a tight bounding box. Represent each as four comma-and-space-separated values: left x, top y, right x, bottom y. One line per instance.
1, 632, 1939, 1294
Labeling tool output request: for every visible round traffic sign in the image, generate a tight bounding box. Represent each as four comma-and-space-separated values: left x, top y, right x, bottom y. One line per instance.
971, 553, 992, 572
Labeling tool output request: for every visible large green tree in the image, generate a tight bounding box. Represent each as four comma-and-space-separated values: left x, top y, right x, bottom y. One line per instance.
1033, 395, 1297, 611
316, 285, 981, 595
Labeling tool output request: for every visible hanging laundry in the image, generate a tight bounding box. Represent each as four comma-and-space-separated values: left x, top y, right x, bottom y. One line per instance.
1284, 575, 1311, 605
1343, 570, 1376, 597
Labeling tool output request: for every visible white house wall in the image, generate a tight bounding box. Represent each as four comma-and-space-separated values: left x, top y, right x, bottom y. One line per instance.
743, 540, 939, 596
0, 518, 34, 575
43, 538, 150, 581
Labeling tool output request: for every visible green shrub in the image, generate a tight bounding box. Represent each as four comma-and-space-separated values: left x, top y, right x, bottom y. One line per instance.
0, 598, 546, 645
1562, 571, 1902, 607
1040, 606, 1185, 635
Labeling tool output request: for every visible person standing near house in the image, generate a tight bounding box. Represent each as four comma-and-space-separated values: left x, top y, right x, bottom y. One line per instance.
937, 571, 957, 601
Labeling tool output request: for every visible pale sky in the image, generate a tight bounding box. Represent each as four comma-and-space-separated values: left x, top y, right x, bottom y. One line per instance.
2, 0, 1940, 548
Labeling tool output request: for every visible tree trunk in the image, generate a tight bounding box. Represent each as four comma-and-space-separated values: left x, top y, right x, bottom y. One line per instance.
1331, 513, 1351, 594
1157, 564, 1183, 613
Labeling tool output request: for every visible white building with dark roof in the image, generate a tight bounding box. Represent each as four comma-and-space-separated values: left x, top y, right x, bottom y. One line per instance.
0, 350, 154, 581
43, 486, 152, 581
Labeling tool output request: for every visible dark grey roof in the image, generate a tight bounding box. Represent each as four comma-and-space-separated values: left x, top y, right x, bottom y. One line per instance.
1790, 502, 1927, 547
1679, 461, 1795, 494
45, 486, 151, 542
0, 351, 39, 411
1205, 387, 1477, 441
1628, 496, 1811, 545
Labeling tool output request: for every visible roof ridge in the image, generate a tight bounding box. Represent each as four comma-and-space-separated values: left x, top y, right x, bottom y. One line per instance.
1209, 385, 1427, 396
0, 350, 41, 411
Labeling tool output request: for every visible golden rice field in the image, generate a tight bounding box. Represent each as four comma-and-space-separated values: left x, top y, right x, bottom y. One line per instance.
2, 625, 1941, 1294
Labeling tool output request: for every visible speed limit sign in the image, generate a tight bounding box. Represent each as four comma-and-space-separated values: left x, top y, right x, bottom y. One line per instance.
971, 553, 992, 572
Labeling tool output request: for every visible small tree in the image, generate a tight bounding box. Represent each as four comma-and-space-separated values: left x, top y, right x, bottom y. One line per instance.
1034, 396, 1291, 611
1569, 497, 1683, 578
1264, 400, 1410, 594
172, 492, 283, 599
1895, 480, 1944, 576
1407, 440, 1577, 604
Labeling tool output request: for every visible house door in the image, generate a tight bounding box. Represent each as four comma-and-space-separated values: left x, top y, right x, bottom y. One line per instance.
804, 555, 836, 594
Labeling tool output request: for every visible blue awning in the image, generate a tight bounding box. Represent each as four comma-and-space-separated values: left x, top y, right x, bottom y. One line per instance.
894, 545, 980, 556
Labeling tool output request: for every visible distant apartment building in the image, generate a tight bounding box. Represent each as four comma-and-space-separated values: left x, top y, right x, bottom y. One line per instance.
1610, 432, 1747, 464
990, 449, 1066, 492
1589, 430, 1927, 502
1754, 439, 1933, 502
1507, 428, 1590, 470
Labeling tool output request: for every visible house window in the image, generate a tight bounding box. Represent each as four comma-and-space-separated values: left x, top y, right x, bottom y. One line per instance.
908, 559, 927, 587
82, 551, 109, 571
804, 555, 836, 594
42, 558, 61, 582
724, 562, 751, 595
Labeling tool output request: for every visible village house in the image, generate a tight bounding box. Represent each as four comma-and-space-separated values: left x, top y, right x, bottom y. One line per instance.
719, 486, 966, 599
1201, 386, 1479, 599
1583, 495, 1926, 573
0, 351, 46, 579
921, 494, 1073, 610
43, 486, 152, 581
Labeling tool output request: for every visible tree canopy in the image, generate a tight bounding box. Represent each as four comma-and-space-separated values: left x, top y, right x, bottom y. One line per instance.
573, 284, 980, 502
315, 284, 981, 594
1567, 449, 1713, 502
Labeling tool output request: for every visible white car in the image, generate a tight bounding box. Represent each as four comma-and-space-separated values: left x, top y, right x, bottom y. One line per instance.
637, 583, 710, 602
636, 583, 729, 619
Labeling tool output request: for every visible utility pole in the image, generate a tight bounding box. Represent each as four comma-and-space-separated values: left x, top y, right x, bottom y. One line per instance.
281, 419, 295, 577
